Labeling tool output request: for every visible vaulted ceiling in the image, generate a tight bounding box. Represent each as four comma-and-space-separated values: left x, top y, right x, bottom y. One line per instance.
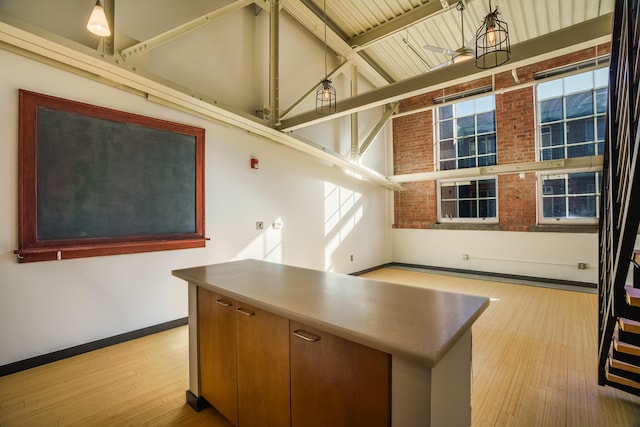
0, 0, 614, 188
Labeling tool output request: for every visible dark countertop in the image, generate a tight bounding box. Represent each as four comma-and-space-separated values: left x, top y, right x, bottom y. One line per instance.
173, 259, 489, 367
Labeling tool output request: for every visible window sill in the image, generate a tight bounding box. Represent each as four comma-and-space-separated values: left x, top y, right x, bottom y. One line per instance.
529, 224, 598, 233
431, 223, 504, 231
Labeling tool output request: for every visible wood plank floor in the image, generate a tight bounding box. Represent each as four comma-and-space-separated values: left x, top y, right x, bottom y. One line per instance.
1, 267, 640, 426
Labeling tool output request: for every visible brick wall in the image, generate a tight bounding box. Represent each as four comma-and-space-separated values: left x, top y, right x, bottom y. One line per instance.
393, 43, 610, 230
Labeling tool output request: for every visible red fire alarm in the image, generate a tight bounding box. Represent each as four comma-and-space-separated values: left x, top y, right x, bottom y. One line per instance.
251, 157, 259, 169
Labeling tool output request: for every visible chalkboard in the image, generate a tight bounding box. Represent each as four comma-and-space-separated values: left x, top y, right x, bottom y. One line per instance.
16, 90, 206, 263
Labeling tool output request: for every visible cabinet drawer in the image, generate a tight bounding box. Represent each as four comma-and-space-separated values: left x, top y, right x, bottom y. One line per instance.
290, 321, 391, 427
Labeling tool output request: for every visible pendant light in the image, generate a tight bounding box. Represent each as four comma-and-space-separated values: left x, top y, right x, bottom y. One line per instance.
475, 0, 510, 69
315, 0, 336, 114
87, 0, 111, 37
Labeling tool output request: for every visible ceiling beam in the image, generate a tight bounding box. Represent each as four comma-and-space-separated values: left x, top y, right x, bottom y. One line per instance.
280, 0, 389, 87
278, 13, 613, 132
348, 0, 459, 51
120, 0, 254, 60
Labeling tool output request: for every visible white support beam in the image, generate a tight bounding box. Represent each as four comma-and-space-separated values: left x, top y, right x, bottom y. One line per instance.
120, 0, 254, 60
390, 156, 604, 184
280, 0, 388, 88
348, 0, 458, 51
278, 13, 613, 132
0, 20, 402, 191
359, 103, 398, 159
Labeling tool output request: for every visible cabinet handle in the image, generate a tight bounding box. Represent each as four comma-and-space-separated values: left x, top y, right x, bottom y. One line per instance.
236, 307, 255, 316
216, 299, 233, 307
292, 329, 321, 342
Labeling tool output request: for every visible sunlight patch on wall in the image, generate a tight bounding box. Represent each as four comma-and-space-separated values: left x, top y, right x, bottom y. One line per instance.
234, 217, 283, 263
324, 182, 363, 271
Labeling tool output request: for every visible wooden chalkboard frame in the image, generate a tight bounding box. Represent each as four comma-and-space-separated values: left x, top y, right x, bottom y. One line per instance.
15, 90, 206, 263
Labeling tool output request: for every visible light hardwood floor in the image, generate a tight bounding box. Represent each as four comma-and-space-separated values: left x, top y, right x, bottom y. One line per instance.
1, 267, 640, 426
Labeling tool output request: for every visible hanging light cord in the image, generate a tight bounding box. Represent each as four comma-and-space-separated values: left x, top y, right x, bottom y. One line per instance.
323, 0, 328, 80
457, 1, 465, 48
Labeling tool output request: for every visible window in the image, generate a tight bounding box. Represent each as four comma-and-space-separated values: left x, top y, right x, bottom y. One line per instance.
436, 95, 497, 170
537, 68, 608, 160
536, 68, 607, 224
438, 178, 498, 222
538, 170, 602, 224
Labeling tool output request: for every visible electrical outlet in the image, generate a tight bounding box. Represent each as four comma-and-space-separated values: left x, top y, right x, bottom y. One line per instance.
578, 262, 587, 270
350, 254, 354, 262
256, 221, 264, 230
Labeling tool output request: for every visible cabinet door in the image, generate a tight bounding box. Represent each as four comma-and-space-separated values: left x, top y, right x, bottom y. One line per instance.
290, 321, 391, 427
236, 303, 290, 427
197, 288, 238, 425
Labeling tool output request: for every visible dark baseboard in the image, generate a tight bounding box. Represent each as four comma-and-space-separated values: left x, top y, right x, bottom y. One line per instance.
186, 390, 211, 412
0, 317, 188, 378
358, 262, 597, 289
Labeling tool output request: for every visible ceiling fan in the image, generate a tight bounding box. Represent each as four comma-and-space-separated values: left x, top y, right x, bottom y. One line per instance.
423, 0, 475, 68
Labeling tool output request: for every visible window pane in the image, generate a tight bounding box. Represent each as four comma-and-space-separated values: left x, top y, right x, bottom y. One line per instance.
479, 199, 496, 217
594, 68, 608, 87
440, 184, 456, 200
567, 144, 595, 158
595, 88, 607, 114
566, 118, 594, 144
541, 147, 565, 160
458, 200, 476, 217
457, 116, 475, 137
566, 92, 593, 118
458, 158, 476, 168
458, 182, 476, 198
540, 123, 565, 147
568, 172, 597, 194
478, 179, 496, 197
440, 140, 455, 160
441, 200, 456, 218
543, 197, 566, 217
538, 79, 563, 100
477, 111, 496, 133
440, 160, 456, 170
478, 155, 497, 166
542, 177, 566, 195
540, 98, 563, 123
439, 120, 453, 139
475, 95, 495, 113
456, 99, 474, 117
439, 105, 453, 120
477, 134, 496, 155
569, 196, 597, 217
596, 116, 605, 141
457, 136, 475, 157
564, 73, 593, 94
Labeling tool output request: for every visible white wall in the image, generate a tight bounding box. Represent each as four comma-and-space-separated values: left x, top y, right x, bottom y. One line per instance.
0, 49, 393, 366
392, 228, 598, 284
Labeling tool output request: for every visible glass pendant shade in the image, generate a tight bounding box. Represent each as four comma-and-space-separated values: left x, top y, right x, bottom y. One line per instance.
475, 6, 510, 69
87, 1, 111, 37
316, 79, 336, 114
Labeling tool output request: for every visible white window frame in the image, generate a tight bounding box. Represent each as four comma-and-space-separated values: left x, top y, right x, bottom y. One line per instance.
535, 68, 608, 161
437, 176, 499, 223
536, 167, 602, 225
435, 94, 498, 171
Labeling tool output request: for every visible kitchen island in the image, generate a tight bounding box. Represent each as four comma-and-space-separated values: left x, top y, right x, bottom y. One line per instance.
173, 259, 489, 427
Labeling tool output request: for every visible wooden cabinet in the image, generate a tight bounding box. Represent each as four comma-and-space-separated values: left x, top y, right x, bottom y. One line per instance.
290, 321, 391, 427
236, 303, 290, 427
197, 288, 238, 425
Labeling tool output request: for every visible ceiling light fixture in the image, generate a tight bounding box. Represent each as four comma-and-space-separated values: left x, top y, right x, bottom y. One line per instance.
475, 0, 510, 69
87, 0, 111, 37
452, 1, 473, 64
315, 0, 336, 114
